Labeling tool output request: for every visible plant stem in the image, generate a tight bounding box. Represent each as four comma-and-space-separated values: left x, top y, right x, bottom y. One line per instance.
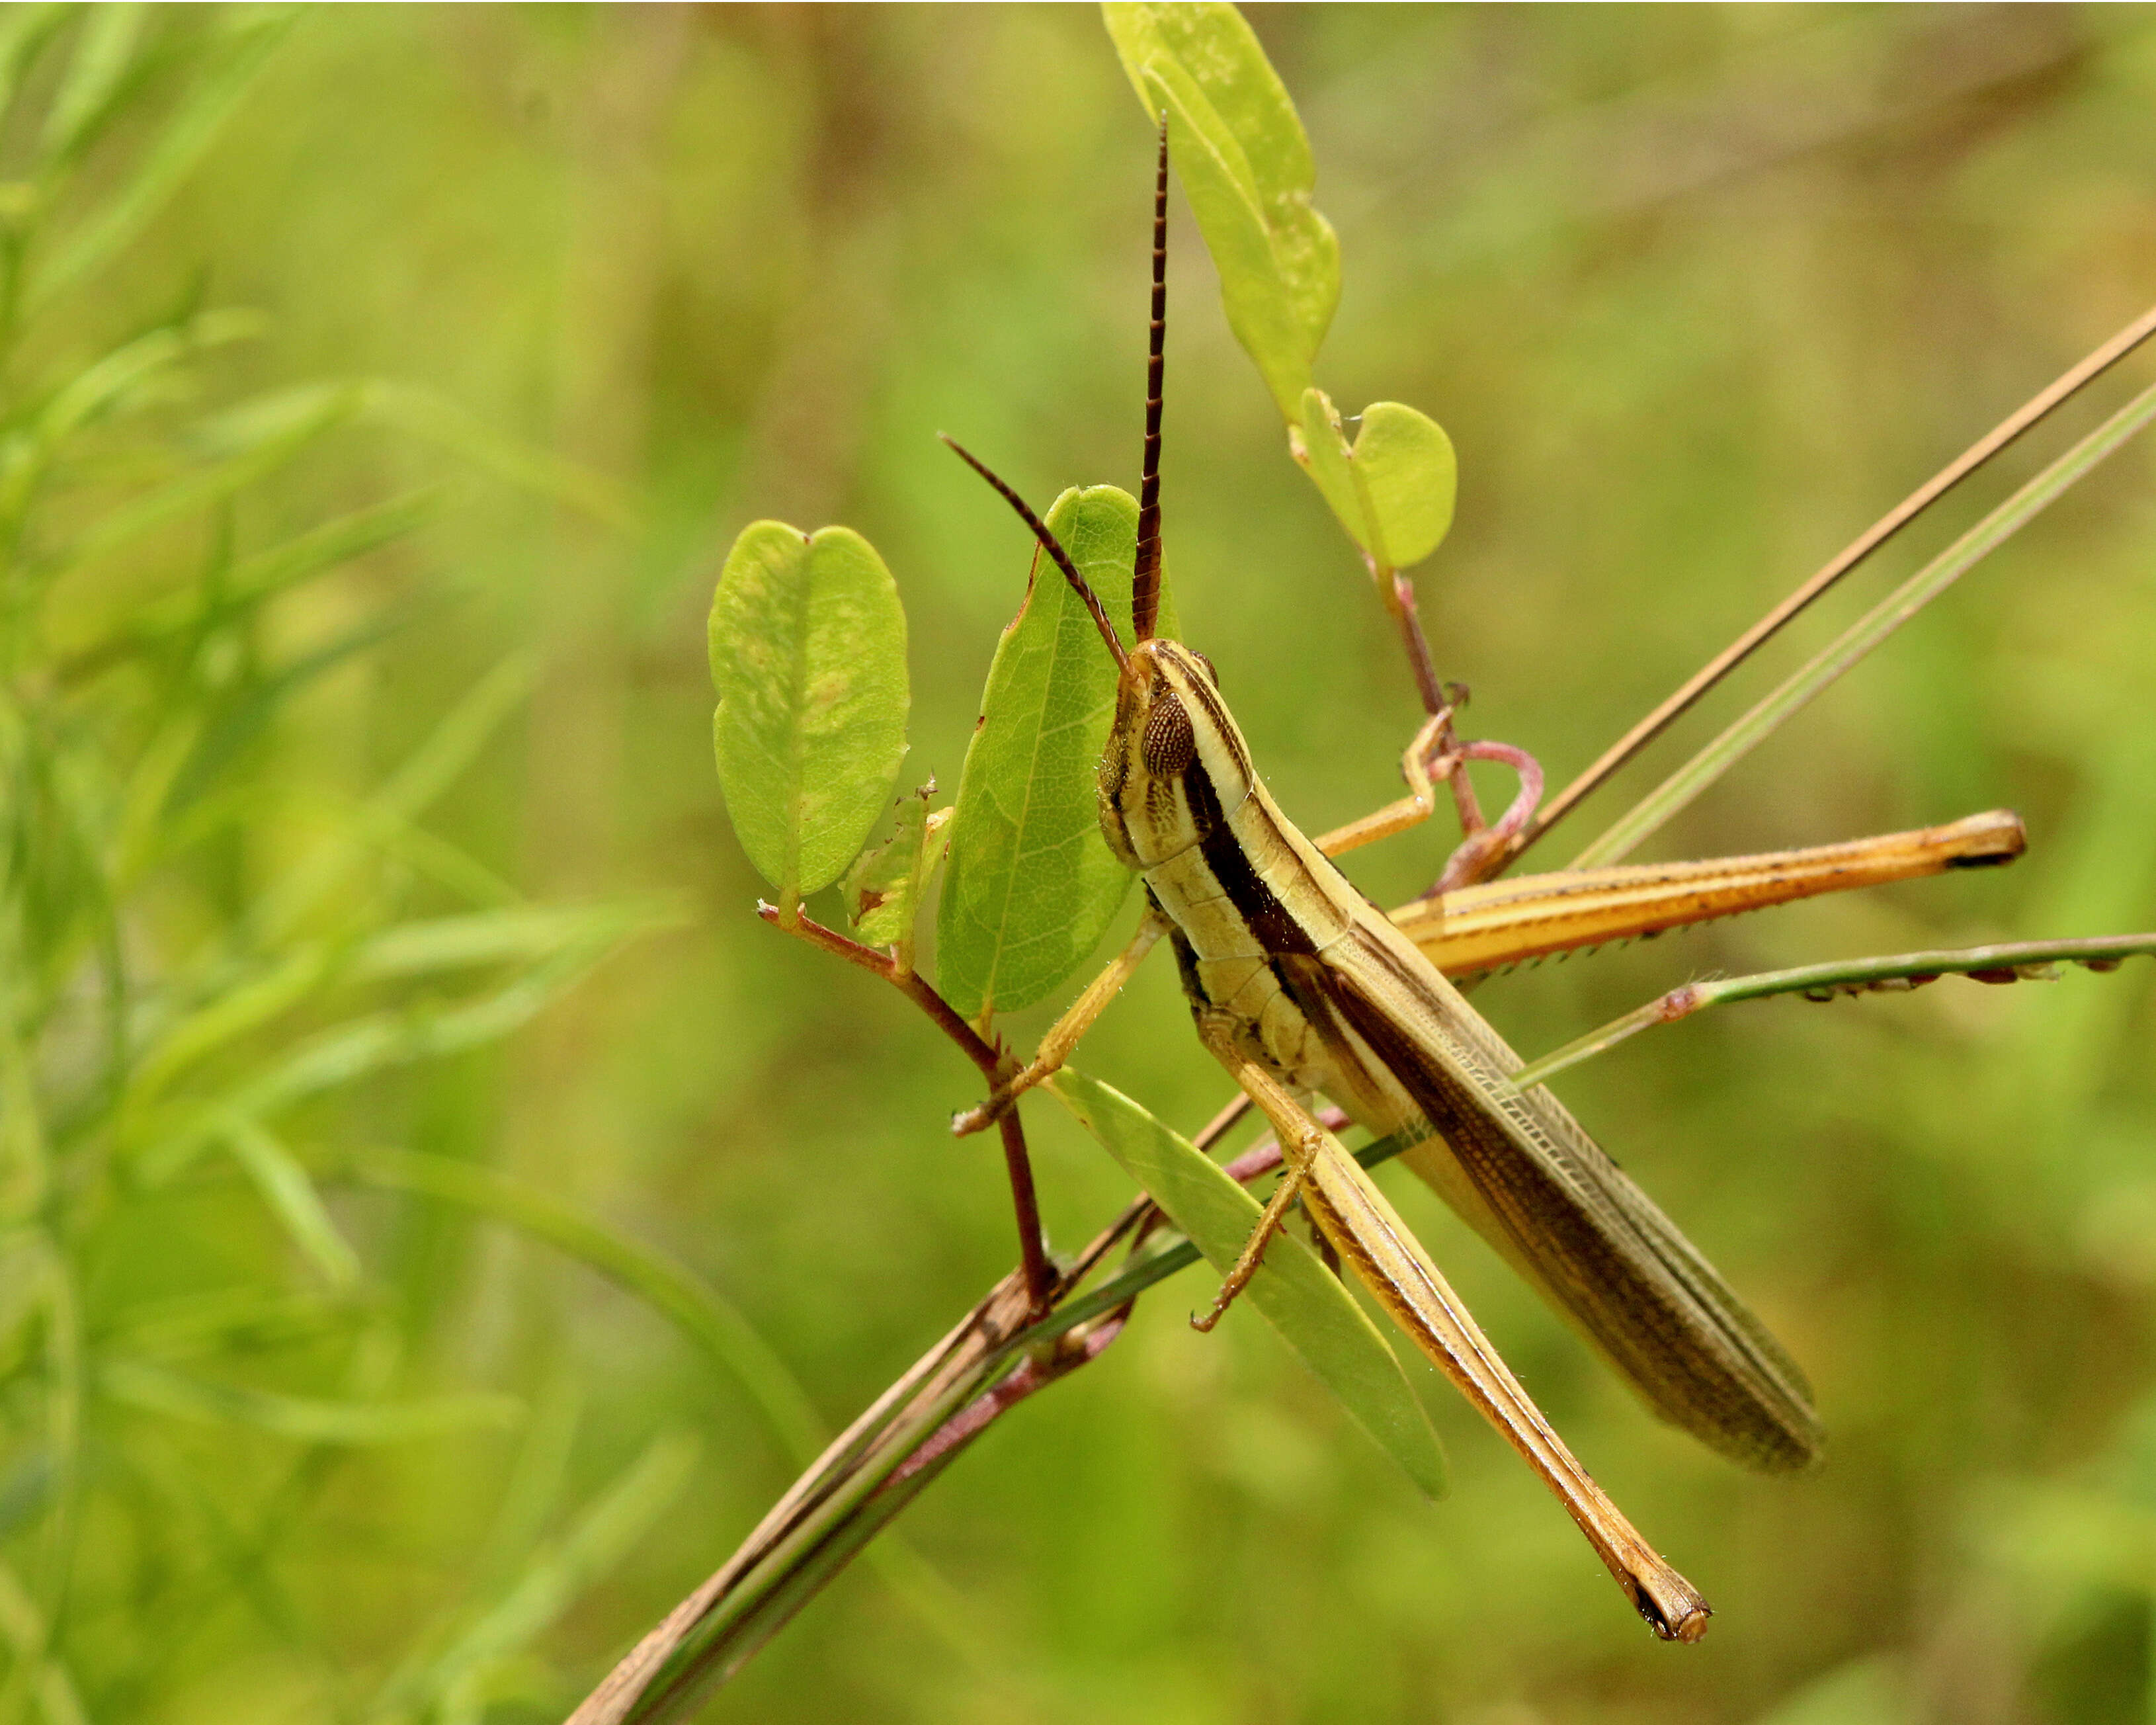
1366, 548, 1486, 842
1505, 299, 2156, 871
758, 904, 1054, 1309
565, 1107, 1412, 1725
1569, 374, 2156, 868
1509, 934, 2156, 1091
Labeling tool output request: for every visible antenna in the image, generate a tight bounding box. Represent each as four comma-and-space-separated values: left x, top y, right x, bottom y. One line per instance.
1132, 115, 1169, 642
940, 434, 1130, 672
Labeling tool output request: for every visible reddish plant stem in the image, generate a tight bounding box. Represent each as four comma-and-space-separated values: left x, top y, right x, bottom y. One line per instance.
759, 904, 1055, 1310
1369, 550, 1487, 841
1430, 739, 1546, 896
887, 1310, 1130, 1486
895, 1090, 1337, 1480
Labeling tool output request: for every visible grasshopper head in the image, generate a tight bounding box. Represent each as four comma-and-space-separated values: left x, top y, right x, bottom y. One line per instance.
1099, 638, 1253, 871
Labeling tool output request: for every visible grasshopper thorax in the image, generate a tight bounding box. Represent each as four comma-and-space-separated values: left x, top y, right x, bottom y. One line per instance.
1099, 638, 1252, 872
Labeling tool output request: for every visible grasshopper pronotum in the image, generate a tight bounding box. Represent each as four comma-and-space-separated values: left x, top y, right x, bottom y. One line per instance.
939, 124, 2138, 1640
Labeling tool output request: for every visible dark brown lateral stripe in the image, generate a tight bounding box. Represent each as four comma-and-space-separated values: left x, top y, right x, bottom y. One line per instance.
1177, 665, 1255, 780
1182, 765, 1317, 956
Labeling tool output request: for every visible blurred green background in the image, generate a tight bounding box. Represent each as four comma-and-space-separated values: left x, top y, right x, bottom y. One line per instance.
10, 5, 2156, 1722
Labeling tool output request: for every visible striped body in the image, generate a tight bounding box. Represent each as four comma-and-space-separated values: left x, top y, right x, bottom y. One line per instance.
1101, 638, 1821, 1472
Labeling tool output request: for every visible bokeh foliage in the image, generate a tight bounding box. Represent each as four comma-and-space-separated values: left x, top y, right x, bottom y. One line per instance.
5, 7, 2156, 1724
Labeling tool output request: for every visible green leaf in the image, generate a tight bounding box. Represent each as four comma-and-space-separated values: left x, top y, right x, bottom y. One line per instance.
841, 786, 948, 954
1046, 1069, 1448, 1499
936, 485, 1165, 1022
708, 522, 909, 910
1296, 389, 1457, 570
1103, 2, 1340, 419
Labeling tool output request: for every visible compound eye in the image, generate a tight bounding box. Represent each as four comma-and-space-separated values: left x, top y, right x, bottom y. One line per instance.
1140, 691, 1196, 777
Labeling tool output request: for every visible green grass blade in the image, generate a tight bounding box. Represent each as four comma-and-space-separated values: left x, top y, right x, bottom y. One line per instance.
1576, 376, 2156, 867
57, 382, 365, 574
1509, 934, 2156, 1091
388, 1429, 700, 1719
103, 1287, 357, 1360
250, 652, 534, 941
351, 902, 683, 980
17, 308, 257, 469
0, 1556, 89, 1725
25, 9, 290, 314
138, 933, 632, 1171
36, 4, 145, 167
222, 1119, 360, 1288
1046, 1068, 1448, 1499
936, 485, 1158, 1021
331, 1148, 827, 1468
62, 489, 444, 685
358, 380, 636, 528
138, 902, 666, 1106
0, 9, 71, 136
128, 948, 329, 1105
709, 521, 910, 911
160, 602, 424, 814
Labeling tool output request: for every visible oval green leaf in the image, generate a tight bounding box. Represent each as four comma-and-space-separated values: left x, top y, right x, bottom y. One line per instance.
936, 485, 1169, 1023
708, 521, 909, 907
1104, 1, 1340, 420
1297, 389, 1458, 571
1046, 1068, 1448, 1499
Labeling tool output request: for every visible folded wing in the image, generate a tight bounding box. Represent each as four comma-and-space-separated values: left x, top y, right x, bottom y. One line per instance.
1296, 921, 1821, 1472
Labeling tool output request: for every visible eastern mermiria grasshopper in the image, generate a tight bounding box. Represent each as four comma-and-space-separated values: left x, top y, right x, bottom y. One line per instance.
582, 43, 2156, 1720
935, 123, 2156, 1641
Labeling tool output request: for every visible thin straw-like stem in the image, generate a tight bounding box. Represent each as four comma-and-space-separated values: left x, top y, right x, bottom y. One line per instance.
1508, 935, 2156, 1093
1505, 301, 2156, 870
1571, 374, 2156, 868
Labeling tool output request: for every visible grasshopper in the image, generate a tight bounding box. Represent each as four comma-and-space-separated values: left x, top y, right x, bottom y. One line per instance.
938, 128, 2065, 1640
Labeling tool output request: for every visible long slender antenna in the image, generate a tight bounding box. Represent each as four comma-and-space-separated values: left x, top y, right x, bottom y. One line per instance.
941, 433, 1130, 672
1132, 115, 1169, 642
